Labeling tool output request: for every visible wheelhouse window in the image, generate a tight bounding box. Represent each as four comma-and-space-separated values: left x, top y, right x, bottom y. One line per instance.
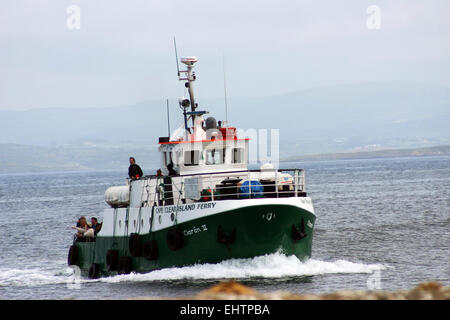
206, 149, 224, 165
163, 151, 172, 166
184, 150, 200, 166
232, 148, 244, 164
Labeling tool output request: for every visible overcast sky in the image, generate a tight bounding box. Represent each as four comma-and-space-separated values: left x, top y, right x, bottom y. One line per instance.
1, 0, 449, 110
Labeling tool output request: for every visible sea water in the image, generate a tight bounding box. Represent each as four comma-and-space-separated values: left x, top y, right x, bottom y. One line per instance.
0, 156, 448, 299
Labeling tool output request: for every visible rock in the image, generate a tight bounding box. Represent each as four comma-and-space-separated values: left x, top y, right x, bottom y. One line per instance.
193, 281, 450, 300
129, 281, 450, 300
197, 280, 260, 300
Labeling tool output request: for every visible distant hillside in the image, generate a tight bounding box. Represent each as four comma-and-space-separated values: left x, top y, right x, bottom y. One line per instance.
0, 82, 449, 156
1, 143, 449, 174
0, 143, 160, 174
282, 145, 450, 161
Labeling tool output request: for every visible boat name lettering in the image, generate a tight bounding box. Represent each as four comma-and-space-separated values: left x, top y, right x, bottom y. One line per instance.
155, 202, 216, 214
299, 198, 312, 204
183, 224, 208, 236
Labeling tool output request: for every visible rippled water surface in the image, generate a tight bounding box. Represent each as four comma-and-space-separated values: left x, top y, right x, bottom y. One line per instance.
0, 156, 448, 299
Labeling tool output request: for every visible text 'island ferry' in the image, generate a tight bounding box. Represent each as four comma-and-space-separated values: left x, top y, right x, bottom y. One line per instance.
67, 55, 316, 278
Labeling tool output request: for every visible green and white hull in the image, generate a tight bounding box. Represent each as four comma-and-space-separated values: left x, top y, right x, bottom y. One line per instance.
67, 55, 316, 278
71, 197, 315, 277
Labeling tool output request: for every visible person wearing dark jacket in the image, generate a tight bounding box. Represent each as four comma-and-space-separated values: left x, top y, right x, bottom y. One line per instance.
128, 157, 143, 179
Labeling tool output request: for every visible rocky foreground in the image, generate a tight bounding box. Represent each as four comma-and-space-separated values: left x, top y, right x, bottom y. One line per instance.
134, 281, 449, 300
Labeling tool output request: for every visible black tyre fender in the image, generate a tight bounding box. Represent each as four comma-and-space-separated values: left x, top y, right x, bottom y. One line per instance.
217, 225, 236, 246
88, 263, 100, 279
129, 233, 143, 257
67, 245, 78, 266
292, 219, 306, 241
106, 249, 119, 271
118, 256, 132, 274
143, 240, 159, 260
166, 228, 184, 251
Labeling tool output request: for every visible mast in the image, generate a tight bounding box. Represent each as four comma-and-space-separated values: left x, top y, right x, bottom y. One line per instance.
172, 39, 201, 128
166, 99, 171, 137
185, 62, 197, 113
222, 54, 228, 126
178, 57, 198, 127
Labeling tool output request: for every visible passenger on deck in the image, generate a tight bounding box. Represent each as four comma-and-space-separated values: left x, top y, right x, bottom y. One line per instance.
156, 169, 162, 177
90, 217, 102, 236
72, 217, 101, 239
128, 157, 143, 180
72, 216, 89, 238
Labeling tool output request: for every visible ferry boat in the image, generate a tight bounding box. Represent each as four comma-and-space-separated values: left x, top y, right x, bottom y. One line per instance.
67, 56, 316, 278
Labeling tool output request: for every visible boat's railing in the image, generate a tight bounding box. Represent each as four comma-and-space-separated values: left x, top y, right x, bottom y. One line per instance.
135, 168, 306, 206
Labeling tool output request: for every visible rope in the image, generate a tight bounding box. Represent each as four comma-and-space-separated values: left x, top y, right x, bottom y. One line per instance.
137, 205, 143, 234
143, 183, 151, 207
173, 181, 184, 225
112, 208, 118, 249
124, 207, 129, 255
153, 179, 160, 206
149, 205, 155, 238
148, 178, 162, 237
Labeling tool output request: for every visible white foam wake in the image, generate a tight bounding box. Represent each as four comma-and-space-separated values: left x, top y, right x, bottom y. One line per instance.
0, 267, 70, 287
100, 252, 386, 283
0, 253, 387, 287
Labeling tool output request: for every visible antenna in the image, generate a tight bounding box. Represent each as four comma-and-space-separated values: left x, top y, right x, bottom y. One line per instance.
166, 99, 171, 137
222, 53, 229, 125
172, 37, 198, 127
173, 37, 180, 77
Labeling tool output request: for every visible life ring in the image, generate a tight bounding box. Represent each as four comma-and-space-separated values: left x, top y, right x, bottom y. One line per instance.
67, 245, 78, 266
106, 249, 119, 271
143, 240, 159, 260
129, 233, 143, 257
292, 219, 306, 241
217, 225, 236, 246
166, 228, 184, 251
88, 263, 100, 279
118, 256, 132, 274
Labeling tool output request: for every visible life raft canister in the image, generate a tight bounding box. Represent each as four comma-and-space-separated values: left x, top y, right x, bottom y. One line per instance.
217, 225, 236, 246
118, 256, 132, 274
88, 263, 100, 279
129, 233, 143, 257
67, 245, 78, 266
143, 240, 159, 260
106, 249, 119, 271
166, 228, 184, 251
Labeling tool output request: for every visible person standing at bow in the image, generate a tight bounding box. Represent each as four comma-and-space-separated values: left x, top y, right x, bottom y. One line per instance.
128, 157, 143, 180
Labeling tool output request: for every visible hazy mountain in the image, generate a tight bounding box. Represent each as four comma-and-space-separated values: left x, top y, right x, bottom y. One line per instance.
1, 143, 449, 174
0, 143, 160, 174
0, 82, 449, 157
283, 145, 450, 162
